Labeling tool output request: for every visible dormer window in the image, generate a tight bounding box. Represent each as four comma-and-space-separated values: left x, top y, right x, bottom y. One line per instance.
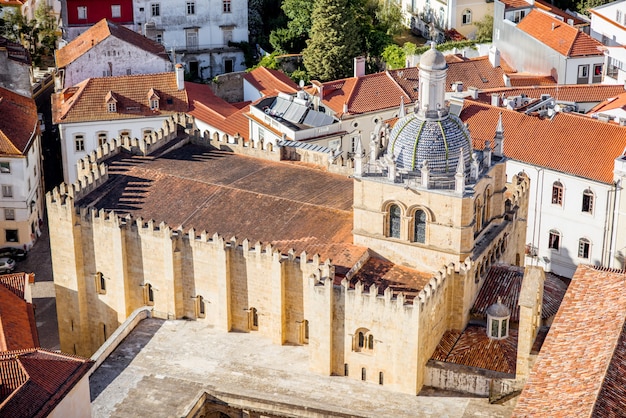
105, 91, 117, 113
148, 88, 160, 110
107, 102, 116, 112
150, 99, 159, 110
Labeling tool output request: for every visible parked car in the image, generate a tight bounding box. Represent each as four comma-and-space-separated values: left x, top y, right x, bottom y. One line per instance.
0, 247, 26, 261
0, 257, 15, 273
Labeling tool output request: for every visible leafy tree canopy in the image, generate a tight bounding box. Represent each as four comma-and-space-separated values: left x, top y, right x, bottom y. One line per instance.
474, 14, 493, 42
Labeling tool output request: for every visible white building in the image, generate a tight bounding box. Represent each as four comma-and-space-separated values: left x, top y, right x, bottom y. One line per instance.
55, 18, 173, 90
52, 67, 189, 184
133, 0, 248, 80
589, 0, 626, 46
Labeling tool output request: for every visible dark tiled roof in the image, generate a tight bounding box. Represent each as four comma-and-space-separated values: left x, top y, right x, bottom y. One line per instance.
431, 325, 518, 374
471, 265, 568, 322
77, 145, 365, 266
513, 265, 626, 417
56, 18, 169, 68
52, 72, 189, 124
0, 36, 31, 65
517, 10, 603, 57
0, 349, 93, 418
0, 87, 38, 156
346, 255, 434, 300
461, 100, 626, 184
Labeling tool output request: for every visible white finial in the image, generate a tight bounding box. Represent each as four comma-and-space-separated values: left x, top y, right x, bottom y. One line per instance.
399, 97, 405, 118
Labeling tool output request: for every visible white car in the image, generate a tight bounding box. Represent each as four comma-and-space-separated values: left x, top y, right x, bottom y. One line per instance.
0, 257, 15, 273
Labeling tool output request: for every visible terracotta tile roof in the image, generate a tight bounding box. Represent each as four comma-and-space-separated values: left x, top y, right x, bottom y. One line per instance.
319, 72, 411, 116
0, 284, 38, 351
0, 36, 30, 66
243, 67, 299, 96
513, 265, 626, 417
0, 87, 38, 156
517, 10, 603, 57
0, 273, 31, 300
56, 19, 169, 69
590, 91, 626, 114
471, 265, 568, 322
535, 0, 587, 25
186, 82, 251, 141
431, 325, 519, 374
346, 254, 433, 300
52, 72, 189, 124
461, 100, 626, 183
76, 145, 365, 266
479, 84, 626, 104
0, 348, 93, 418
507, 74, 557, 86
500, 0, 533, 10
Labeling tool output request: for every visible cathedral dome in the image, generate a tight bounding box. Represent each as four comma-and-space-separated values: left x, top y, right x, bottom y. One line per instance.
387, 112, 471, 174
419, 43, 447, 71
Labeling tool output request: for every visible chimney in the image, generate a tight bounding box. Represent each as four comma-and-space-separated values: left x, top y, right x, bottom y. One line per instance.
551, 22, 555, 31
468, 86, 479, 99
175, 64, 184, 90
354, 56, 366, 78
491, 93, 500, 107
567, 18, 574, 25
452, 81, 464, 92
503, 73, 511, 87
489, 46, 501, 68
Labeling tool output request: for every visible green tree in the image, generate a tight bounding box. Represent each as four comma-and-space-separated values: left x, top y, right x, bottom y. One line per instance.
303, 0, 362, 81
576, 0, 614, 15
381, 44, 405, 69
474, 14, 493, 42
269, 0, 313, 53
375, 1, 404, 36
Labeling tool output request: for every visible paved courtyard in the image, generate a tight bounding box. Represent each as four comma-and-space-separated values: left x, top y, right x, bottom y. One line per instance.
90, 318, 516, 418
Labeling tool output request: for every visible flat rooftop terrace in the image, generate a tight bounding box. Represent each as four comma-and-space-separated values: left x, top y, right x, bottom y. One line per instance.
90, 318, 516, 417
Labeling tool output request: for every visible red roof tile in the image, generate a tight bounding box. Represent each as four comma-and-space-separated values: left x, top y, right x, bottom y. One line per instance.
500, 0, 533, 10
513, 265, 626, 417
461, 100, 626, 183
347, 254, 433, 300
52, 72, 189, 124
319, 72, 411, 116
243, 67, 299, 96
471, 265, 568, 322
77, 145, 365, 265
534, 0, 587, 25
517, 10, 603, 57
590, 91, 626, 114
507, 74, 557, 86
56, 19, 169, 69
479, 84, 626, 104
0, 87, 37, 156
0, 349, 93, 418
431, 325, 519, 374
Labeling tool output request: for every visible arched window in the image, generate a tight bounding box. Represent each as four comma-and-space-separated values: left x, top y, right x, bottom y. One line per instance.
548, 229, 561, 250
196, 295, 205, 318
368, 334, 374, 350
249, 307, 258, 330
582, 189, 594, 214
551, 181, 563, 205
361, 368, 367, 381
414, 209, 426, 243
144, 283, 154, 305
388, 204, 401, 238
578, 238, 591, 259
462, 9, 472, 25
474, 198, 483, 234
358, 331, 365, 348
484, 188, 492, 225
354, 328, 375, 352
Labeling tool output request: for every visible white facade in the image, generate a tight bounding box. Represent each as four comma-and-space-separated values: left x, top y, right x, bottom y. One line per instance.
602, 47, 626, 85
59, 116, 171, 184
58, 36, 173, 89
590, 0, 626, 46
46, 375, 91, 418
0, 135, 44, 249
132, 0, 248, 79
507, 159, 613, 277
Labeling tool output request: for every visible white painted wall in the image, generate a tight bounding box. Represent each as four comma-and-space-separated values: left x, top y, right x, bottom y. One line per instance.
59, 116, 171, 184
47, 374, 92, 418
243, 79, 263, 103
61, 36, 173, 88
133, 0, 248, 78
563, 55, 605, 85
507, 159, 612, 278
590, 1, 626, 46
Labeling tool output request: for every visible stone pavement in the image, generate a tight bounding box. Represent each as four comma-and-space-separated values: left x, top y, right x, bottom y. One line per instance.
15, 218, 60, 350
90, 318, 516, 418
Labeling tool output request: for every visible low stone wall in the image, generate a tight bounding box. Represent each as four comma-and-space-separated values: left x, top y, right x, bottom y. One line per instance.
424, 360, 513, 396
89, 306, 153, 375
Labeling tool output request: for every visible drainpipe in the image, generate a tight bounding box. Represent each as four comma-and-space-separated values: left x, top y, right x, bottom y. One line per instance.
607, 180, 622, 268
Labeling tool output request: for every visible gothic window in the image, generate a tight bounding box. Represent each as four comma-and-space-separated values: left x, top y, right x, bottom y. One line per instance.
354, 328, 374, 352
414, 210, 426, 243
578, 238, 590, 259
388, 204, 401, 238
462, 9, 472, 25
548, 229, 561, 250
551, 181, 563, 205
474, 198, 483, 234
582, 189, 594, 214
